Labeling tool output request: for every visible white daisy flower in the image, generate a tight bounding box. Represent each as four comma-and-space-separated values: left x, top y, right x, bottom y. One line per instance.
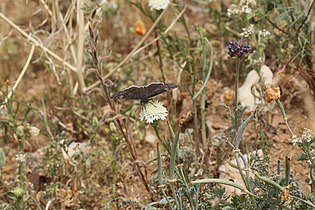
140, 100, 168, 123
148, 0, 170, 11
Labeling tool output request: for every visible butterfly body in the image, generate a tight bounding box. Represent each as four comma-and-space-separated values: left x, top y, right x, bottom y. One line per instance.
111, 82, 177, 103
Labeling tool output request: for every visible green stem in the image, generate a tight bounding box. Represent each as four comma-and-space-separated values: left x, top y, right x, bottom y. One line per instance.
196, 38, 214, 149
200, 35, 207, 148
192, 178, 257, 197
178, 166, 196, 208
235, 111, 255, 149
152, 123, 170, 154
234, 58, 241, 113
275, 100, 295, 136
170, 129, 180, 179
232, 58, 241, 136
255, 174, 284, 191
111, 159, 117, 195
157, 143, 163, 186
234, 151, 250, 191
310, 165, 315, 195
285, 156, 290, 186
193, 100, 201, 156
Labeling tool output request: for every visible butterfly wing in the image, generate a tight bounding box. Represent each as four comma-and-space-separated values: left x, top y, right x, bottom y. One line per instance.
111, 86, 145, 100
146, 83, 177, 98
111, 83, 177, 102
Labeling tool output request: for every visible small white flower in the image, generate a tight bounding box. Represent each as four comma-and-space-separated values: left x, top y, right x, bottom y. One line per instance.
228, 0, 256, 17
227, 4, 239, 17
258, 29, 271, 38
241, 24, 255, 37
148, 0, 170, 10
16, 153, 26, 163
140, 100, 168, 123
292, 135, 300, 146
241, 5, 252, 14
301, 128, 313, 143
240, 0, 256, 7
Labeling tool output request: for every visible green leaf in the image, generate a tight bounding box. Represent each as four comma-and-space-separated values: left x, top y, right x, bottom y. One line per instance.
296, 153, 308, 161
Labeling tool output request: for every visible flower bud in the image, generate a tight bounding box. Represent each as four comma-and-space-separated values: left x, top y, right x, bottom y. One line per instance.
12, 187, 24, 198
29, 126, 40, 137
16, 125, 25, 138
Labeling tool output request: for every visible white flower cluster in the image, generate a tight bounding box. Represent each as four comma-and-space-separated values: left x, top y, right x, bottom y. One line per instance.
307, 155, 315, 165
292, 135, 300, 146
258, 29, 271, 38
16, 153, 26, 163
148, 0, 170, 11
241, 24, 255, 37
302, 128, 313, 143
292, 128, 314, 146
227, 4, 239, 17
140, 100, 168, 123
227, 0, 256, 17
240, 0, 256, 6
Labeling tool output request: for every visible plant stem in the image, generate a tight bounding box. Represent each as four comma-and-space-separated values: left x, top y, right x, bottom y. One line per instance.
276, 100, 295, 136
155, 29, 166, 83
234, 58, 240, 114
75, 0, 86, 91
187, 52, 201, 156
193, 100, 201, 156
234, 150, 250, 191
170, 129, 179, 179
157, 143, 163, 186
200, 36, 207, 148
192, 178, 257, 198
116, 119, 151, 194
285, 156, 291, 186
152, 123, 170, 154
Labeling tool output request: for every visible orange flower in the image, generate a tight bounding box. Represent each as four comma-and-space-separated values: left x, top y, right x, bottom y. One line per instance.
265, 87, 281, 103
135, 20, 146, 36
224, 88, 234, 102
280, 188, 291, 202
5, 79, 10, 86
254, 187, 263, 196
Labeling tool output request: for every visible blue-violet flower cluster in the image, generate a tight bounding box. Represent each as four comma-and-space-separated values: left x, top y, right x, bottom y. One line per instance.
227, 41, 251, 58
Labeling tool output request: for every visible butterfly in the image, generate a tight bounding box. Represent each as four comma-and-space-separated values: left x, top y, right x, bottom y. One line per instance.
111, 82, 177, 103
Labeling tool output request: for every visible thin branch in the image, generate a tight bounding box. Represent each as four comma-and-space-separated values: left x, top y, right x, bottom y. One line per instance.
266, 17, 288, 35
0, 44, 36, 111
75, 0, 86, 91
133, 6, 187, 57
0, 11, 77, 73
296, 0, 315, 33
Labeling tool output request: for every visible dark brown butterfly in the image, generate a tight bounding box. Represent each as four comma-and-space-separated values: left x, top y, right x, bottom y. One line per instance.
111, 82, 177, 103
